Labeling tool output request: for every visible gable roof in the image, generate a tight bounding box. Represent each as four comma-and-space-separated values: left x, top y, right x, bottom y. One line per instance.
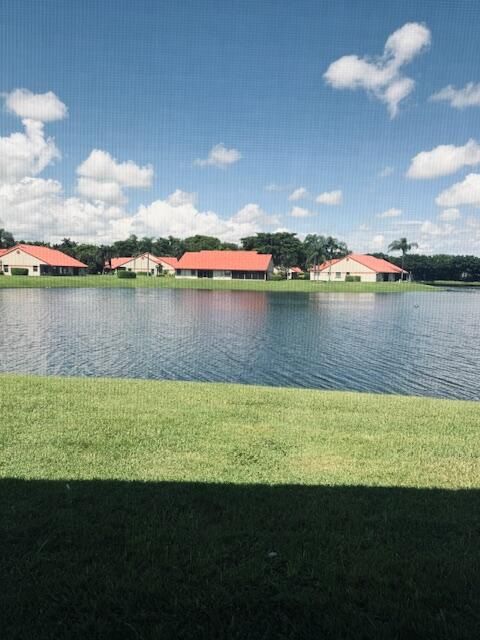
2, 244, 87, 268
0, 248, 9, 257
311, 253, 406, 274
105, 253, 179, 269
289, 266, 303, 273
157, 256, 179, 268
176, 250, 273, 272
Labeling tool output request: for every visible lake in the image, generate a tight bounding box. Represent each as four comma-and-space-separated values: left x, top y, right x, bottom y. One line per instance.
1, 288, 479, 400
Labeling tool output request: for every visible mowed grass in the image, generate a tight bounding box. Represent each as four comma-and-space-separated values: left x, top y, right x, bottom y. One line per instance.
0, 273, 434, 293
1, 375, 479, 639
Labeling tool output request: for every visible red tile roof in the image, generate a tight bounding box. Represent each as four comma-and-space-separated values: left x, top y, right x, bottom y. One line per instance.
157, 256, 179, 268
0, 248, 9, 257
2, 244, 87, 268
105, 257, 132, 269
311, 253, 406, 274
176, 250, 273, 272
289, 266, 303, 273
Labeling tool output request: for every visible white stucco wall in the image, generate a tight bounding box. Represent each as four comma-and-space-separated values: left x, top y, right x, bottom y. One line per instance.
0, 249, 44, 276
310, 256, 378, 282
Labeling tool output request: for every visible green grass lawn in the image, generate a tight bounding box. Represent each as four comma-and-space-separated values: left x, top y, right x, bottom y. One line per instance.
425, 280, 480, 287
1, 375, 478, 639
0, 273, 434, 293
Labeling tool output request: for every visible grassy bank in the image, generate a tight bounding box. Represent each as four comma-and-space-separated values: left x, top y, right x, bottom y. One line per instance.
0, 273, 434, 293
1, 375, 478, 639
425, 280, 480, 287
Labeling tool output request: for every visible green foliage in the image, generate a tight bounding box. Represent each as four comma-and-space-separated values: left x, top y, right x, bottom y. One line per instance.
345, 275, 361, 282
117, 270, 137, 279
0, 228, 15, 248
11, 268, 29, 276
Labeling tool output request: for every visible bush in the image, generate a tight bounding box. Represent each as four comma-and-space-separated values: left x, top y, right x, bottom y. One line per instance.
345, 275, 361, 282
11, 268, 29, 276
270, 273, 285, 281
117, 270, 137, 279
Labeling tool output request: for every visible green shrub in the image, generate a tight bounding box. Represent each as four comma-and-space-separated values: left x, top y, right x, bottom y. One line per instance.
117, 270, 137, 279
345, 275, 361, 282
11, 268, 29, 276
270, 273, 285, 281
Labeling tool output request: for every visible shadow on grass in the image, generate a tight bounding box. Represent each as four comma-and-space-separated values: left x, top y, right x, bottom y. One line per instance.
1, 480, 479, 639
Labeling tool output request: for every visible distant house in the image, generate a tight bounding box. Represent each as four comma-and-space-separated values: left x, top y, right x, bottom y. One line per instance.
175, 250, 274, 280
104, 253, 179, 275
0, 244, 87, 276
310, 253, 407, 282
287, 266, 303, 280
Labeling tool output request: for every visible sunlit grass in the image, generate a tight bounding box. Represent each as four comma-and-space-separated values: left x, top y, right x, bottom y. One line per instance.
0, 274, 434, 293
1, 375, 478, 638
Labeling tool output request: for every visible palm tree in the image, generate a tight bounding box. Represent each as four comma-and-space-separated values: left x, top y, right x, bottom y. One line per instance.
388, 238, 418, 281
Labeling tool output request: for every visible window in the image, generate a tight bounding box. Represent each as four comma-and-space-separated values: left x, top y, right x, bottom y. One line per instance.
3, 265, 8, 272
33, 265, 38, 272
335, 272, 341, 278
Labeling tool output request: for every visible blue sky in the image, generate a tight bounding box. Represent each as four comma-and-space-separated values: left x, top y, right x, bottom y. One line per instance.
1, 0, 480, 252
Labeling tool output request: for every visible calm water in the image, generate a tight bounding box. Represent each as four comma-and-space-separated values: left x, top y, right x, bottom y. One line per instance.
1, 288, 479, 400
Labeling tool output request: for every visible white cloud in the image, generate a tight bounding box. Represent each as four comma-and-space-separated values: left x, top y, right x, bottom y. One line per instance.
194, 143, 241, 168
76, 177, 126, 206
130, 199, 277, 244
435, 173, 480, 208
0, 118, 60, 184
77, 149, 153, 187
316, 189, 342, 205
324, 22, 431, 117
379, 166, 394, 177
439, 208, 460, 221
288, 187, 308, 201
377, 207, 402, 218
166, 189, 197, 207
290, 206, 311, 218
430, 83, 480, 109
407, 139, 480, 179
4, 89, 67, 122
265, 183, 290, 192
76, 149, 153, 205
420, 220, 455, 237
371, 234, 385, 249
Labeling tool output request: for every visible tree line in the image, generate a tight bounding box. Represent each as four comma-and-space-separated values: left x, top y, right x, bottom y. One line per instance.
2, 226, 480, 280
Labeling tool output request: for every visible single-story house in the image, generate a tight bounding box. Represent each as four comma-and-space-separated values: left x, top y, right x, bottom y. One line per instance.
310, 253, 407, 282
104, 253, 179, 275
287, 266, 303, 280
175, 250, 274, 280
0, 244, 87, 276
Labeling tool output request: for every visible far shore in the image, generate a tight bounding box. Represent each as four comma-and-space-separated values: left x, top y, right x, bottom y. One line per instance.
0, 274, 435, 293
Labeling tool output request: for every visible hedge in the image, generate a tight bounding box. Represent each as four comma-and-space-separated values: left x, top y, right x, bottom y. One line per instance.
11, 268, 29, 276
117, 270, 137, 279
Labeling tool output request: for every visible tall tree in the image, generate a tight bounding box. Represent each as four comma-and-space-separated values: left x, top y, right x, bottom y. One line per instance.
388, 238, 418, 280
0, 228, 15, 248
184, 235, 222, 252
241, 232, 304, 268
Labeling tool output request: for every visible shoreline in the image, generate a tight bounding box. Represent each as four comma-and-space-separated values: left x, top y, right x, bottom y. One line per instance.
0, 274, 435, 293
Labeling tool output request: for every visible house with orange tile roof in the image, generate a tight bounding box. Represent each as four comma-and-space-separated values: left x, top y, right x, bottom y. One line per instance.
0, 244, 87, 276
104, 253, 179, 275
310, 253, 408, 282
175, 250, 273, 280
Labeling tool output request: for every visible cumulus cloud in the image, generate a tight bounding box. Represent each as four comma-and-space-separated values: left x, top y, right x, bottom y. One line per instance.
288, 187, 308, 201
194, 143, 241, 168
316, 190, 342, 205
77, 149, 153, 187
290, 206, 311, 218
324, 22, 431, 117
166, 189, 197, 207
0, 118, 60, 184
377, 207, 402, 218
430, 83, 480, 109
76, 149, 153, 205
439, 208, 461, 221
435, 173, 480, 208
5, 89, 67, 122
265, 183, 291, 192
407, 139, 480, 179
371, 234, 385, 249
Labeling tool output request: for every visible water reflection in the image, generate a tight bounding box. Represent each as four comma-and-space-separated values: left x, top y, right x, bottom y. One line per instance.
0, 288, 479, 400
